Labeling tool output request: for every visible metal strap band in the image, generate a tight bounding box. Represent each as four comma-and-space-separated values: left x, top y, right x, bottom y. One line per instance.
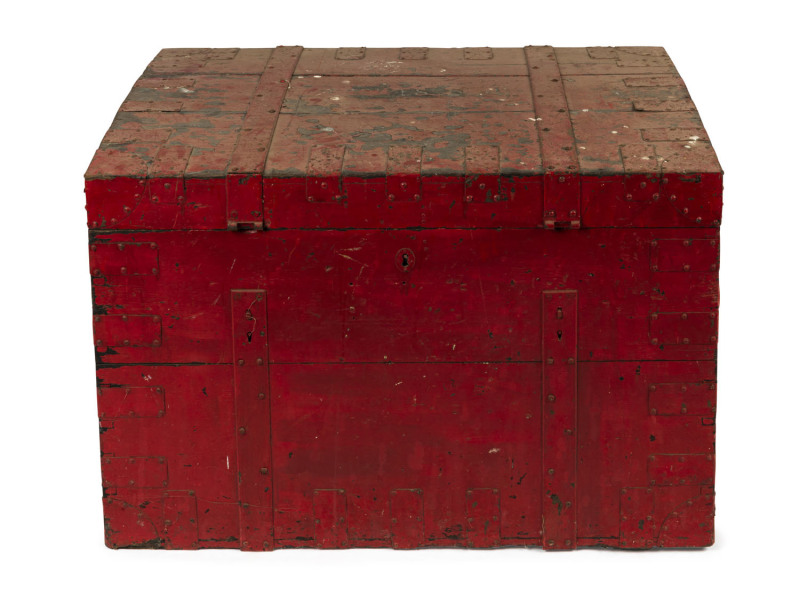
541, 290, 578, 550
524, 46, 581, 228
231, 289, 273, 550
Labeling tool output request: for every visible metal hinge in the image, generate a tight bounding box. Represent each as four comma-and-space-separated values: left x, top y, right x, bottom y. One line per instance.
544, 174, 581, 229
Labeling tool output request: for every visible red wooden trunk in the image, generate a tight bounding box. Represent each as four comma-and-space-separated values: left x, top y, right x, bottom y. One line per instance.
86, 46, 721, 551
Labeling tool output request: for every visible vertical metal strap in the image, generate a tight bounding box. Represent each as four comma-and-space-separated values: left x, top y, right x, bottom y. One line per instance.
227, 46, 303, 229
541, 290, 578, 550
231, 289, 273, 550
524, 46, 581, 229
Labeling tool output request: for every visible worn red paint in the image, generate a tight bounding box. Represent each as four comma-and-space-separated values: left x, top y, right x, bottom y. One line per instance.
87, 46, 720, 551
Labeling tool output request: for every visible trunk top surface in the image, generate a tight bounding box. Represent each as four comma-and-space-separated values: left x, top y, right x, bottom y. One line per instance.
85, 47, 722, 230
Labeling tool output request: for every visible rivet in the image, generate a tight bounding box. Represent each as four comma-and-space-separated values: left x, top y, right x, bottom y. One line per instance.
547, 540, 555, 547
307, 196, 314, 202
565, 540, 571, 546
564, 428, 573, 435
242, 541, 249, 547
567, 357, 575, 364
153, 315, 160, 322
670, 194, 677, 201
569, 210, 576, 218
651, 313, 658, 320
662, 178, 669, 184
681, 313, 688, 320
256, 358, 264, 365
238, 359, 245, 366
388, 194, 395, 201
639, 181, 647, 189
696, 217, 703, 223
683, 240, 690, 247
414, 194, 421, 201
258, 393, 265, 400
683, 338, 690, 344
118, 243, 125, 251
683, 264, 690, 271
110, 218, 117, 225
646, 515, 652, 521
152, 196, 159, 203
94, 316, 100, 323
649, 384, 656, 391
547, 468, 554, 475
260, 467, 268, 475
479, 183, 486, 190
493, 194, 500, 202
152, 339, 161, 347
558, 176, 566, 183
547, 357, 554, 365
123, 339, 130, 346
239, 427, 246, 435
651, 338, 658, 345
681, 407, 687, 414
650, 240, 658, 247
150, 243, 157, 249
547, 394, 555, 402
621, 488, 627, 495
320, 182, 328, 189
683, 207, 689, 214
652, 194, 659, 201
466, 195, 474, 202
626, 193, 633, 201
120, 267, 127, 274
650, 408, 657, 415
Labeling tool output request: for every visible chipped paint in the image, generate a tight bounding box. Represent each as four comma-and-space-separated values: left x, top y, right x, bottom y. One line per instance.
89, 46, 721, 553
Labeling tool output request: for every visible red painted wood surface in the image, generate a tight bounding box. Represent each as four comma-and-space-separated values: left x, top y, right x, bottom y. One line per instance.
87, 46, 720, 551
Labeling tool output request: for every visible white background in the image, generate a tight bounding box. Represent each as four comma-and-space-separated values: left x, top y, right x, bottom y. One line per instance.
2, 1, 797, 602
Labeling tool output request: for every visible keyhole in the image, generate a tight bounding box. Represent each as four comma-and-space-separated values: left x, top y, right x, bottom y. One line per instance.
557, 329, 563, 341
395, 248, 415, 273
244, 308, 255, 343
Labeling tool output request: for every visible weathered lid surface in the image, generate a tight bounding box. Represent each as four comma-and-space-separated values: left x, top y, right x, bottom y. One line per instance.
86, 46, 722, 230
